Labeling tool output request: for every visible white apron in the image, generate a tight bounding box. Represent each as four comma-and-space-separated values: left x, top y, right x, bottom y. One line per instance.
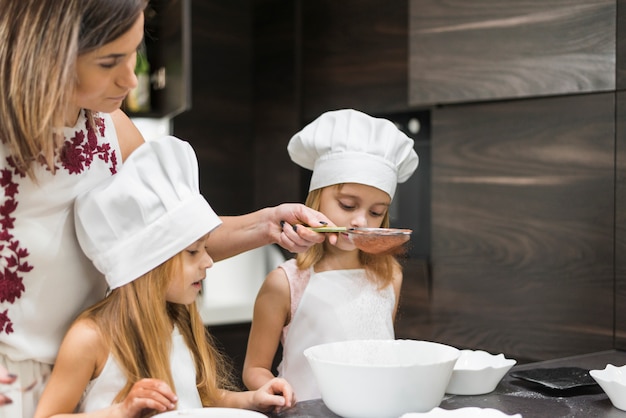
277, 260, 395, 401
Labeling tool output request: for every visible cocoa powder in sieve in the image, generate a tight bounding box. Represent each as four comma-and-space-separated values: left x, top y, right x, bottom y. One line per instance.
352, 233, 410, 254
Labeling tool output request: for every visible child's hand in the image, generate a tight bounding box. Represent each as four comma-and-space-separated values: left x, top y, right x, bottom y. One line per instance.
118, 378, 178, 417
252, 377, 295, 413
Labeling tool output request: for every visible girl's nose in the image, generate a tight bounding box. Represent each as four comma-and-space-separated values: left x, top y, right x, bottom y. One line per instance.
204, 254, 214, 270
350, 212, 368, 228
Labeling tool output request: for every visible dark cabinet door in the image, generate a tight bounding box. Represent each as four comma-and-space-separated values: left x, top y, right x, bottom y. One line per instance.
615, 91, 626, 348
409, 0, 615, 106
617, 0, 626, 90
301, 0, 409, 120
427, 93, 614, 360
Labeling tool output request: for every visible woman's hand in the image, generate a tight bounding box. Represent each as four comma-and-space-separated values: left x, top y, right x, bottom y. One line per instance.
251, 377, 295, 413
117, 378, 178, 417
273, 203, 337, 253
206, 203, 338, 261
0, 365, 17, 406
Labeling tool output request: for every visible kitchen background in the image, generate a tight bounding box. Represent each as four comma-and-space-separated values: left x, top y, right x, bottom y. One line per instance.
132, 0, 626, 388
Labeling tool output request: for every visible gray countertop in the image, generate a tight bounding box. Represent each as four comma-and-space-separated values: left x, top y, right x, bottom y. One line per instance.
268, 350, 626, 417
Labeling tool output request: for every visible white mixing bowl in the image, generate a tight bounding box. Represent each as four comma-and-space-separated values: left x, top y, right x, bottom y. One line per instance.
303, 339, 460, 418
590, 364, 626, 411
446, 350, 516, 395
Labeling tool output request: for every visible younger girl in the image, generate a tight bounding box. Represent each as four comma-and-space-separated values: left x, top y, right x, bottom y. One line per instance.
242, 109, 419, 401
34, 136, 294, 417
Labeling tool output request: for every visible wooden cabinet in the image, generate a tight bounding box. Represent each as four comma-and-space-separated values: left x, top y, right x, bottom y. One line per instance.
615, 91, 626, 348
427, 93, 615, 360
251, 0, 302, 209
617, 0, 626, 91
300, 0, 409, 120
173, 1, 254, 216
409, 0, 615, 106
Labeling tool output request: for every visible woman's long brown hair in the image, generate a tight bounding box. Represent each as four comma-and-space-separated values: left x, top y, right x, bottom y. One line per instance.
0, 0, 148, 177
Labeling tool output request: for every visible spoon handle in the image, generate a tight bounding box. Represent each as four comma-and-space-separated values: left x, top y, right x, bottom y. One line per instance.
306, 226, 348, 233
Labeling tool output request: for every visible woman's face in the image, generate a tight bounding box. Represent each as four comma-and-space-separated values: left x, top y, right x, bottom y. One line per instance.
166, 235, 213, 305
318, 183, 391, 251
72, 13, 145, 115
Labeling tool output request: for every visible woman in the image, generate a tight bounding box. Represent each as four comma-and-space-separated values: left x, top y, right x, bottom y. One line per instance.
0, 1, 330, 416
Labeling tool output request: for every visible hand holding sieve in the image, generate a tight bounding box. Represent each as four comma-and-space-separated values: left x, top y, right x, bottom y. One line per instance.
307, 226, 412, 254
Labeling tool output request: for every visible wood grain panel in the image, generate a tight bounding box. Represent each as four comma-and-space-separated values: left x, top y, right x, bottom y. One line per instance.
409, 0, 616, 106
252, 0, 302, 209
618, 0, 626, 90
616, 91, 626, 348
301, 0, 409, 121
173, 0, 254, 215
428, 94, 615, 361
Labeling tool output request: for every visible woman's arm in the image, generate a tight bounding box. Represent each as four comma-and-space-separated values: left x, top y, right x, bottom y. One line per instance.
0, 364, 17, 406
242, 267, 291, 391
110, 111, 335, 259
207, 204, 335, 261
110, 109, 145, 161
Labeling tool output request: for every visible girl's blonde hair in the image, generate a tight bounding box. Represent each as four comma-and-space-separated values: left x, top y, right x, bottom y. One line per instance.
78, 253, 235, 414
0, 0, 148, 177
296, 184, 401, 288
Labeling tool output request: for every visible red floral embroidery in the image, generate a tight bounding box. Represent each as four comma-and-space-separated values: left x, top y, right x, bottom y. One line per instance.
0, 160, 28, 334
0, 111, 117, 334
61, 115, 118, 175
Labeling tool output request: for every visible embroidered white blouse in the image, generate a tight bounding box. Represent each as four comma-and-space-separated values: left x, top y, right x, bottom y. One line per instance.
0, 111, 120, 364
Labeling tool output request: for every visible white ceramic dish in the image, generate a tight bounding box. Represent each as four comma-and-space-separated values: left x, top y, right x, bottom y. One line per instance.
304, 339, 460, 418
401, 407, 522, 417
156, 407, 267, 417
445, 349, 516, 395
589, 364, 626, 411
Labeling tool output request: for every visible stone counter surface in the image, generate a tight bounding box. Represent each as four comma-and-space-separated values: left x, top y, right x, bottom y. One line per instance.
269, 350, 626, 417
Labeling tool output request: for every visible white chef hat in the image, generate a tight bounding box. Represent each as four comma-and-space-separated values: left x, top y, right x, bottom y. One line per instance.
287, 109, 419, 199
74, 136, 222, 290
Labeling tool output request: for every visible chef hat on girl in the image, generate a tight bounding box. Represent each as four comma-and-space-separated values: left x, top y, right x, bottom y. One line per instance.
287, 109, 419, 199
75, 136, 221, 290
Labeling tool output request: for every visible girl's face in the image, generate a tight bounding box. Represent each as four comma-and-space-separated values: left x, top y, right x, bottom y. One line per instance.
72, 13, 145, 117
166, 235, 213, 305
318, 183, 391, 251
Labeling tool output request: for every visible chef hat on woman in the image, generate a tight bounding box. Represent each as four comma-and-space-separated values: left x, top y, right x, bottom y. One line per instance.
287, 109, 419, 199
75, 136, 221, 290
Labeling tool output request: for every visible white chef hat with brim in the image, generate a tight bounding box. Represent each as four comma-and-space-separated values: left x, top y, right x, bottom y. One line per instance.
287, 109, 419, 199
74, 135, 222, 290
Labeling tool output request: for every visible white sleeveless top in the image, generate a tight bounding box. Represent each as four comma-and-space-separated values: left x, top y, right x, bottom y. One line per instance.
0, 111, 120, 364
277, 259, 395, 401
79, 326, 202, 412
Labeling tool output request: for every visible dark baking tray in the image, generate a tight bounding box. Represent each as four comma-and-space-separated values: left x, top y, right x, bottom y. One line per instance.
510, 367, 598, 390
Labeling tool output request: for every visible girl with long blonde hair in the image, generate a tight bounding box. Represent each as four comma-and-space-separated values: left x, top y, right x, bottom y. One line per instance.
243, 109, 419, 401
35, 137, 294, 417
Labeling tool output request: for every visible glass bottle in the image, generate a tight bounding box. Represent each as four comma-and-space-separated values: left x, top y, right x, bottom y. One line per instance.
126, 45, 151, 113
